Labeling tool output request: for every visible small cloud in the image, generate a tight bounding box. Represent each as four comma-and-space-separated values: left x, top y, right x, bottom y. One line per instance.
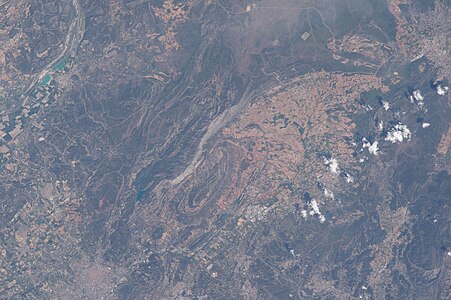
364, 104, 373, 111
302, 199, 327, 223
311, 199, 320, 214
324, 157, 339, 174
324, 189, 334, 199
362, 138, 379, 155
436, 84, 449, 96
412, 90, 424, 101
344, 172, 354, 183
409, 90, 425, 109
310, 199, 326, 223
382, 101, 390, 110
385, 123, 411, 143
422, 122, 430, 128
246, 4, 256, 11
329, 159, 339, 173
368, 141, 379, 155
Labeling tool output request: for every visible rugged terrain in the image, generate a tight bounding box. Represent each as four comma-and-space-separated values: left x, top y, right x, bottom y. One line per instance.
0, 0, 450, 299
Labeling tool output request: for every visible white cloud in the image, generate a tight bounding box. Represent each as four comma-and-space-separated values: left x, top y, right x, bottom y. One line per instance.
382, 101, 390, 110
302, 199, 327, 223
310, 199, 326, 223
345, 173, 354, 183
412, 90, 424, 101
410, 90, 425, 109
422, 122, 430, 128
324, 158, 339, 173
324, 189, 334, 199
385, 123, 411, 143
436, 84, 448, 96
362, 138, 379, 155
310, 199, 320, 214
368, 141, 379, 155
365, 105, 373, 111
